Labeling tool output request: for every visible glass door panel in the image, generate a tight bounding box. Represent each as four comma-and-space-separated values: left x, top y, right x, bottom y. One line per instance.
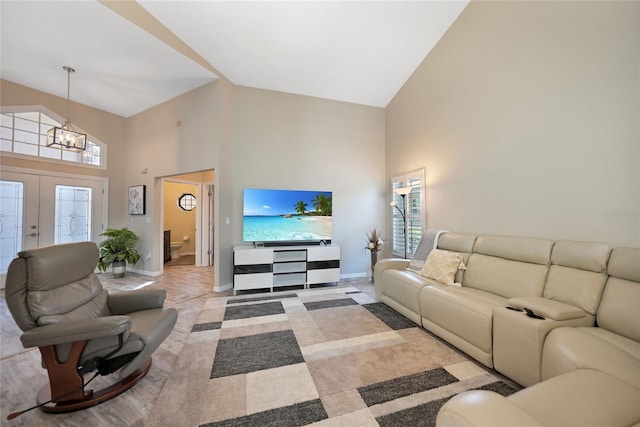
39, 176, 103, 247
54, 185, 93, 244
0, 181, 24, 274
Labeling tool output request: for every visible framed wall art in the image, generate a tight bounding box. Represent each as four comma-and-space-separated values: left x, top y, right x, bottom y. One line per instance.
128, 185, 146, 215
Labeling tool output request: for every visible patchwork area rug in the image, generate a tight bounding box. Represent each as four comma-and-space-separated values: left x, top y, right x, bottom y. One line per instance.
146, 286, 517, 426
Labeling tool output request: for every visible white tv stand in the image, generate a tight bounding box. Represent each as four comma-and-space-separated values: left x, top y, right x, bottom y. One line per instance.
233, 244, 340, 295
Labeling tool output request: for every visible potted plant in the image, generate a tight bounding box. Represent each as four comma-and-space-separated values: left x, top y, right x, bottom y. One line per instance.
97, 227, 141, 278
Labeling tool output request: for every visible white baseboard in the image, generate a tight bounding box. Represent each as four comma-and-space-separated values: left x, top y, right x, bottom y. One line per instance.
93, 265, 159, 277
215, 282, 233, 293
125, 267, 161, 276
340, 272, 367, 279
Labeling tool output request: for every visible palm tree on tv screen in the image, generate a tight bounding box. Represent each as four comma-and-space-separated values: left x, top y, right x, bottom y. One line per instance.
294, 200, 308, 215
312, 193, 332, 216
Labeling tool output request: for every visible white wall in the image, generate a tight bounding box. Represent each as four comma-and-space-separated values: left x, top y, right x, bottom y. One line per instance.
233, 87, 386, 276
124, 80, 229, 280
123, 83, 385, 284
386, 1, 640, 247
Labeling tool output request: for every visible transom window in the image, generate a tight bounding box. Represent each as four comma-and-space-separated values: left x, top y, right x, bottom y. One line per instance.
1, 110, 104, 168
391, 168, 425, 258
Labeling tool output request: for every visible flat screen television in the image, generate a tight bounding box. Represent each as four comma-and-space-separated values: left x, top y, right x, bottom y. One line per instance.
243, 188, 332, 245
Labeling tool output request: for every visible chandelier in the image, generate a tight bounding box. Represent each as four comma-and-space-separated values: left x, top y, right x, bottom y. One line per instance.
46, 66, 87, 151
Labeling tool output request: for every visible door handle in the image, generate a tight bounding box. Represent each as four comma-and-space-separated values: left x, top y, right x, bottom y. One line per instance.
26, 232, 38, 237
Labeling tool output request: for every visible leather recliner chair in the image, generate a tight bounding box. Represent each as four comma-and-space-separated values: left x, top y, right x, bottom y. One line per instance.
5, 241, 178, 415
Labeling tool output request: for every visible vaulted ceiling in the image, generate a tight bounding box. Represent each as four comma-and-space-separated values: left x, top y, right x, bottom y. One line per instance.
1, 1, 468, 118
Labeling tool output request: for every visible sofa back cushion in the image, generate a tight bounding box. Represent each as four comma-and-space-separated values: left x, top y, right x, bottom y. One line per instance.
463, 235, 553, 299
437, 233, 477, 253
437, 233, 477, 283
543, 240, 610, 315
597, 247, 640, 341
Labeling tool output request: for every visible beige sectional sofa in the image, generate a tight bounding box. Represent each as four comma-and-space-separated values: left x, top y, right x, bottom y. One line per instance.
374, 232, 640, 426
541, 247, 640, 388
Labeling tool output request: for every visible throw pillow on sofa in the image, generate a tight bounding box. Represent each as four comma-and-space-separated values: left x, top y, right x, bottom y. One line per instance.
421, 249, 466, 286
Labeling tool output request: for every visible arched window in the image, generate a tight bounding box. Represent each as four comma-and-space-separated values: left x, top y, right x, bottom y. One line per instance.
1, 108, 105, 169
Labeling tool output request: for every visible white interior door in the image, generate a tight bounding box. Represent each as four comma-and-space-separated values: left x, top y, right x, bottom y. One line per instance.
0, 170, 106, 287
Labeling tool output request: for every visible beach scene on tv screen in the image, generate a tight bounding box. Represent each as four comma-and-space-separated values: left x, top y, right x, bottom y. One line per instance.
243, 188, 332, 242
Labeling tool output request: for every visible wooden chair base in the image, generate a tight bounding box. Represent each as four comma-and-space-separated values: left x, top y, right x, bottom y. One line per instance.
36, 358, 152, 414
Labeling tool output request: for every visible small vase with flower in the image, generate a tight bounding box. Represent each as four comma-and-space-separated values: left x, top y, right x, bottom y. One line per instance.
365, 228, 383, 282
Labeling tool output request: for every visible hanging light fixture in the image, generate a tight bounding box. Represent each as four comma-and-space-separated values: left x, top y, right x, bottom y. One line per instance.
46, 66, 87, 151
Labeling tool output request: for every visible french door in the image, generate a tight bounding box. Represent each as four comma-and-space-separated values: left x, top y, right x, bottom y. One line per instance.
0, 170, 106, 286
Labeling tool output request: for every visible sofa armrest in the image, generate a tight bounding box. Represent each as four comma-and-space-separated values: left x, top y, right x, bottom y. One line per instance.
20, 316, 131, 348
436, 391, 545, 427
374, 258, 412, 299
374, 258, 411, 276
108, 289, 167, 314
508, 297, 587, 321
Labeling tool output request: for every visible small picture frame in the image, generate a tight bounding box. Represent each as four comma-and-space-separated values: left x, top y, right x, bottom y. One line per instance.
128, 185, 146, 215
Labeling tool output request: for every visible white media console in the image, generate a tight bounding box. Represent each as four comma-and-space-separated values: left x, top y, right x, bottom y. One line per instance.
232, 244, 340, 294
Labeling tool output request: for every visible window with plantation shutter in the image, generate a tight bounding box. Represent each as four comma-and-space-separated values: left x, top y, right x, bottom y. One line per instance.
390, 168, 425, 258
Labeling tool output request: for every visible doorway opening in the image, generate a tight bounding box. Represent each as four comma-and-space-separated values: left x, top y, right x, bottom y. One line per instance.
160, 170, 214, 271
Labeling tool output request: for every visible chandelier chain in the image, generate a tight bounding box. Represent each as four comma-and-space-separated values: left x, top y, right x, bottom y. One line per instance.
63, 65, 75, 123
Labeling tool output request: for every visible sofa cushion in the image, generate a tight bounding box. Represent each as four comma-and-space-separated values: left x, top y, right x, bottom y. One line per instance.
607, 247, 640, 283
510, 369, 640, 427
437, 369, 640, 427
462, 235, 553, 299
541, 326, 640, 388
421, 249, 466, 286
597, 276, 640, 342
542, 266, 607, 316
541, 240, 610, 315
597, 247, 640, 341
420, 285, 507, 354
437, 233, 477, 253
380, 269, 433, 320
550, 240, 610, 273
472, 235, 553, 265
463, 254, 549, 299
